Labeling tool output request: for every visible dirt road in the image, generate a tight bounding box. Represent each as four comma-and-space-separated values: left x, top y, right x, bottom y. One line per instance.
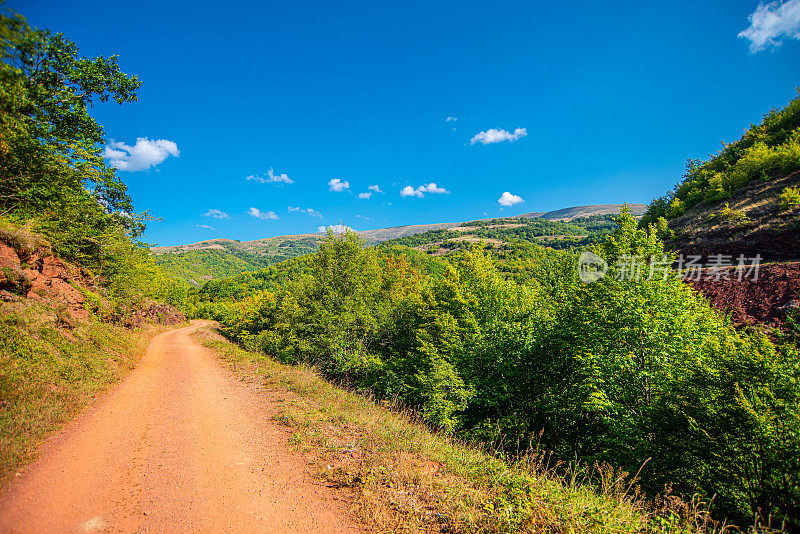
0, 321, 360, 533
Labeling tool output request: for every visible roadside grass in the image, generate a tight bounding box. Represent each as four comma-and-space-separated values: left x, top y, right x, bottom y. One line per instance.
0, 300, 163, 483
198, 327, 725, 534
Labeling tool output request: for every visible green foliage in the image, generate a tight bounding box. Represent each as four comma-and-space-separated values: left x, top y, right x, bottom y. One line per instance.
0, 8, 187, 311
153, 236, 326, 287
781, 185, 800, 210
198, 209, 800, 529
706, 203, 748, 224
153, 248, 275, 285
641, 91, 800, 226
379, 215, 621, 254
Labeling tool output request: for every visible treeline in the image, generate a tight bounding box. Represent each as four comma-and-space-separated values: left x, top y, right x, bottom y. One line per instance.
641, 91, 800, 226
198, 208, 799, 529
0, 8, 187, 310
153, 249, 275, 286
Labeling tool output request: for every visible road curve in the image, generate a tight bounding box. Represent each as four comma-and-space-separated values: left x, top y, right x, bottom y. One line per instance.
0, 320, 359, 533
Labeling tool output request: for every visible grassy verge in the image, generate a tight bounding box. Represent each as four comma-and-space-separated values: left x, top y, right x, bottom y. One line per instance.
0, 300, 167, 482
198, 327, 721, 534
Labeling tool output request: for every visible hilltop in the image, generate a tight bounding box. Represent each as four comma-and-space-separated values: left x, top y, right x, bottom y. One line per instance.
640, 91, 800, 261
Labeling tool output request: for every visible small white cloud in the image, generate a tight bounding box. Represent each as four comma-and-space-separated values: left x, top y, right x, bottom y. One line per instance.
358, 192, 372, 199
739, 0, 800, 52
318, 224, 352, 233
204, 209, 229, 219
470, 127, 527, 145
400, 186, 423, 198
401, 183, 450, 198
328, 178, 350, 192
248, 207, 279, 220
246, 169, 294, 184
356, 214, 369, 219
197, 224, 214, 230
368, 184, 382, 193
103, 137, 179, 171
498, 191, 524, 207
288, 206, 322, 218
446, 116, 458, 122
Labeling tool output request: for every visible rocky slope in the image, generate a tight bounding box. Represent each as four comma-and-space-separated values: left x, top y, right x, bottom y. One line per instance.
0, 227, 184, 327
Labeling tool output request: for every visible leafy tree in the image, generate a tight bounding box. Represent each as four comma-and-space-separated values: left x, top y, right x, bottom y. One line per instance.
1, 7, 142, 268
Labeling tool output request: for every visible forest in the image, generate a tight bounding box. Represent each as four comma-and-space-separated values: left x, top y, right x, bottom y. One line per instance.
192, 206, 799, 529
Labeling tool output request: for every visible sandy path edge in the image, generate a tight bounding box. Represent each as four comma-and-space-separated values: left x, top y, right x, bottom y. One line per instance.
0, 320, 361, 533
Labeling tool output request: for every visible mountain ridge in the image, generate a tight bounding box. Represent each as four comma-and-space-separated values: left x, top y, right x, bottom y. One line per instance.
153, 203, 647, 254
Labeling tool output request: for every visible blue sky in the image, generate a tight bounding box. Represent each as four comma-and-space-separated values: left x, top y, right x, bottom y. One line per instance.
11, 0, 800, 245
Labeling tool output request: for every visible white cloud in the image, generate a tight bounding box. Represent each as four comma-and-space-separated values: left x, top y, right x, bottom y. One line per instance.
470, 127, 527, 145
318, 224, 352, 234
400, 183, 450, 198
248, 207, 279, 220
498, 191, 524, 207
197, 224, 214, 230
446, 116, 458, 122
288, 206, 322, 218
368, 184, 382, 193
739, 0, 800, 52
102, 137, 179, 171
246, 169, 294, 184
204, 209, 229, 219
328, 178, 350, 192
400, 186, 423, 198
358, 192, 372, 199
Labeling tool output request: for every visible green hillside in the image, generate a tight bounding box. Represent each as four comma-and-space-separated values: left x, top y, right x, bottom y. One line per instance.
640, 92, 800, 220
638, 92, 800, 260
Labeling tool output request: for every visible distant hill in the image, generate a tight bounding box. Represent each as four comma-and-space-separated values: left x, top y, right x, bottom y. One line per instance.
153, 203, 641, 285
516, 203, 647, 221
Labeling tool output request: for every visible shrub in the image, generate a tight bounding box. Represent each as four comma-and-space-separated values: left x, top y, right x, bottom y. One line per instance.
780, 185, 800, 210
707, 202, 748, 224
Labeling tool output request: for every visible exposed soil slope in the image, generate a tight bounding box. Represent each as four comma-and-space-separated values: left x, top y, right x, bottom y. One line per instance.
668, 171, 800, 261
0, 229, 185, 327
688, 262, 800, 330
0, 321, 360, 533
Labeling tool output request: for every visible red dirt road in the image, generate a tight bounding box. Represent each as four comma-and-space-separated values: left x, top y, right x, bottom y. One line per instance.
0, 321, 360, 533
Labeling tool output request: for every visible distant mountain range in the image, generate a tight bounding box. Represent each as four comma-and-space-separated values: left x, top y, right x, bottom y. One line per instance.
152, 203, 646, 285
152, 203, 646, 255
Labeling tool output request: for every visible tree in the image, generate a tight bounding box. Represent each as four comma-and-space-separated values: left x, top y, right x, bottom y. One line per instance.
0, 7, 142, 266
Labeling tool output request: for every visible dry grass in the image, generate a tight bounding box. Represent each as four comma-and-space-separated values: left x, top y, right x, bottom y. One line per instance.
198, 327, 735, 534
0, 218, 51, 259
0, 300, 164, 483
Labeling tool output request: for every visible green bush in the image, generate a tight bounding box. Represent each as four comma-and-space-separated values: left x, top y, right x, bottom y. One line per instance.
780, 185, 800, 209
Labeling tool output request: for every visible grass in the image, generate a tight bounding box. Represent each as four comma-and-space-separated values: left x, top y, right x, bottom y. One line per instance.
0, 300, 164, 482
197, 327, 729, 534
